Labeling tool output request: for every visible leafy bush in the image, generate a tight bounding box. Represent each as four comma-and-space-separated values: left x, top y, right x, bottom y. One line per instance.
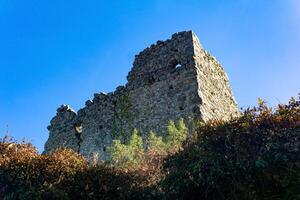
1, 97, 300, 199
148, 131, 166, 154
0, 137, 160, 199
109, 119, 188, 169
162, 97, 300, 200
0, 137, 87, 199
165, 118, 188, 151
129, 129, 145, 165
109, 128, 144, 169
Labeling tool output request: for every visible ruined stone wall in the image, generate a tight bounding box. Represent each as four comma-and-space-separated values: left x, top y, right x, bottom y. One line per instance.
192, 34, 239, 121
44, 31, 238, 161
125, 31, 201, 138
44, 105, 79, 153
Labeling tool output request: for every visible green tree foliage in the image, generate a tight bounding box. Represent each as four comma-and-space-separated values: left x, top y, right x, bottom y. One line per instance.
148, 131, 166, 154
128, 128, 144, 166
109, 129, 144, 168
108, 140, 130, 168
166, 118, 188, 151
109, 119, 188, 168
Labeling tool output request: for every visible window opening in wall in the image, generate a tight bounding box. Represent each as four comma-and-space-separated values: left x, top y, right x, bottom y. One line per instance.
74, 122, 83, 154
74, 123, 82, 134
168, 59, 183, 71
175, 64, 182, 69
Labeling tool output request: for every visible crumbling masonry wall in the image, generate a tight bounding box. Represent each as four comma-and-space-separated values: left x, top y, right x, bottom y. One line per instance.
44, 31, 239, 160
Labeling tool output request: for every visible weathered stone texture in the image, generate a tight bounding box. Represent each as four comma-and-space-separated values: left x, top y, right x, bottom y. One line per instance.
44, 31, 239, 160
44, 105, 79, 153
192, 35, 239, 121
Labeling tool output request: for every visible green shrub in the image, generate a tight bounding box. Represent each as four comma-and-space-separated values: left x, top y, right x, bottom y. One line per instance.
109, 128, 144, 169
165, 118, 188, 151
108, 139, 130, 168
129, 128, 144, 165
109, 119, 188, 169
148, 131, 166, 154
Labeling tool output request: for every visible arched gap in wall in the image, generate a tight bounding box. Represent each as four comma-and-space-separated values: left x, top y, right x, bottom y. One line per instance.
74, 123, 82, 134
74, 122, 83, 153
168, 59, 183, 71
175, 63, 182, 69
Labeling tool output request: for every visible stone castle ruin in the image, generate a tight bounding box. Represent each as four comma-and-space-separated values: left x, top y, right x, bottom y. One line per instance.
44, 31, 239, 160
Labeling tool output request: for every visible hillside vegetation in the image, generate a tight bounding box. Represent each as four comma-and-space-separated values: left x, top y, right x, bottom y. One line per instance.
1, 96, 299, 200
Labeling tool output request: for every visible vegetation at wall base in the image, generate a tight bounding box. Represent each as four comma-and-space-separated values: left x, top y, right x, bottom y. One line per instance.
162, 97, 300, 200
1, 96, 300, 199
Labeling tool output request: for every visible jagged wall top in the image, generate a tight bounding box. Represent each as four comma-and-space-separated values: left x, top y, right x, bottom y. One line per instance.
44, 30, 239, 160
127, 31, 199, 89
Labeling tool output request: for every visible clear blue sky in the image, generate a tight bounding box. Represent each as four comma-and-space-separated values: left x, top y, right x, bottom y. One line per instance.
0, 0, 299, 152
